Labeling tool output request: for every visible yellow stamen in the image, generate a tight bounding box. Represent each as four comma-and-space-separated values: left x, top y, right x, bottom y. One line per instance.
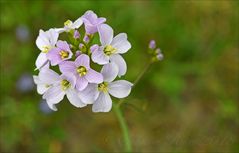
59, 51, 69, 59
98, 82, 108, 92
61, 79, 70, 90
77, 66, 87, 77
104, 45, 116, 56
42, 46, 50, 53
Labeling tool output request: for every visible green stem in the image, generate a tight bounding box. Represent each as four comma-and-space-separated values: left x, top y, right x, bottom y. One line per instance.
117, 62, 152, 107
113, 104, 132, 152
113, 61, 152, 152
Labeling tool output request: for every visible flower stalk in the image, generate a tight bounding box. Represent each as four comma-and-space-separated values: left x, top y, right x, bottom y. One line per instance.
113, 104, 132, 152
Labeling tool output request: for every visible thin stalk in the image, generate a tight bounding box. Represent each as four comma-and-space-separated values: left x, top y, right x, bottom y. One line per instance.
113, 104, 132, 152
117, 62, 152, 107
113, 61, 152, 152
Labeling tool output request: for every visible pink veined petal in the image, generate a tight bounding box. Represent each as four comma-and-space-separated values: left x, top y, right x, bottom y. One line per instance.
59, 61, 76, 74
108, 80, 133, 98
56, 40, 71, 51
36, 30, 50, 50
75, 54, 90, 68
76, 76, 88, 91
91, 48, 109, 65
54, 28, 65, 33
35, 53, 48, 70
47, 48, 62, 66
98, 24, 113, 46
111, 33, 131, 54
90, 44, 99, 53
85, 69, 103, 84
43, 85, 65, 111
37, 84, 49, 95
110, 54, 127, 77
72, 17, 83, 29
101, 63, 119, 82
39, 67, 60, 84
33, 75, 40, 84
84, 24, 97, 34
61, 73, 77, 88
83, 10, 98, 23
48, 29, 59, 46
92, 92, 112, 113
97, 17, 106, 24
66, 88, 86, 108
79, 83, 99, 104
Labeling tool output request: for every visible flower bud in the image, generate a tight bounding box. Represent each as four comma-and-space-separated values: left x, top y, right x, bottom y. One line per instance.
149, 40, 156, 49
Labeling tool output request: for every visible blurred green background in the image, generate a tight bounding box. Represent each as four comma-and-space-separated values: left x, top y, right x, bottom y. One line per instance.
0, 0, 238, 152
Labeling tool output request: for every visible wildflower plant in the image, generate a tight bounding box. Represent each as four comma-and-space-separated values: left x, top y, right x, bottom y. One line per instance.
33, 10, 163, 152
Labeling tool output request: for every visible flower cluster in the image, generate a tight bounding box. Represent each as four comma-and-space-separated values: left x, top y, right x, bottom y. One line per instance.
148, 40, 163, 62
33, 10, 133, 112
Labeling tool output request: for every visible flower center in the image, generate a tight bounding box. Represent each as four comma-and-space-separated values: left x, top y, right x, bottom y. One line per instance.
42, 46, 50, 53
61, 79, 70, 90
45, 84, 51, 88
59, 51, 69, 59
64, 20, 72, 27
77, 66, 87, 77
104, 45, 116, 56
98, 82, 108, 92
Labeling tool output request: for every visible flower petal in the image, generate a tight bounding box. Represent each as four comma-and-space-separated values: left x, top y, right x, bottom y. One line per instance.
35, 53, 48, 70
33, 75, 50, 94
39, 67, 60, 84
54, 28, 65, 33
66, 88, 86, 108
61, 73, 77, 88
47, 29, 59, 46
36, 30, 50, 50
47, 48, 62, 66
59, 61, 76, 74
111, 33, 131, 54
37, 84, 49, 95
75, 54, 90, 68
91, 48, 109, 65
110, 54, 127, 77
92, 92, 112, 112
101, 63, 118, 82
76, 76, 88, 91
79, 83, 99, 104
108, 80, 133, 98
56, 40, 70, 51
98, 24, 113, 45
85, 69, 103, 83
72, 17, 83, 29
43, 85, 65, 111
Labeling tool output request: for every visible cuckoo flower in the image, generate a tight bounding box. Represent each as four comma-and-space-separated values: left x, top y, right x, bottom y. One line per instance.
43, 72, 86, 111
56, 17, 83, 33
47, 40, 73, 66
82, 10, 106, 34
59, 54, 103, 91
92, 24, 131, 77
80, 63, 133, 112
35, 29, 59, 69
33, 64, 58, 95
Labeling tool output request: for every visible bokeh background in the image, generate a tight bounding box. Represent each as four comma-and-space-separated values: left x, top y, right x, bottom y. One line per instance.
0, 0, 238, 152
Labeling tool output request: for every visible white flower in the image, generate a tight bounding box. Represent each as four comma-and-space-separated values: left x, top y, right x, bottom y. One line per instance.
91, 24, 131, 77
35, 29, 59, 70
80, 63, 133, 112
42, 71, 86, 111
55, 17, 83, 33
33, 64, 59, 95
